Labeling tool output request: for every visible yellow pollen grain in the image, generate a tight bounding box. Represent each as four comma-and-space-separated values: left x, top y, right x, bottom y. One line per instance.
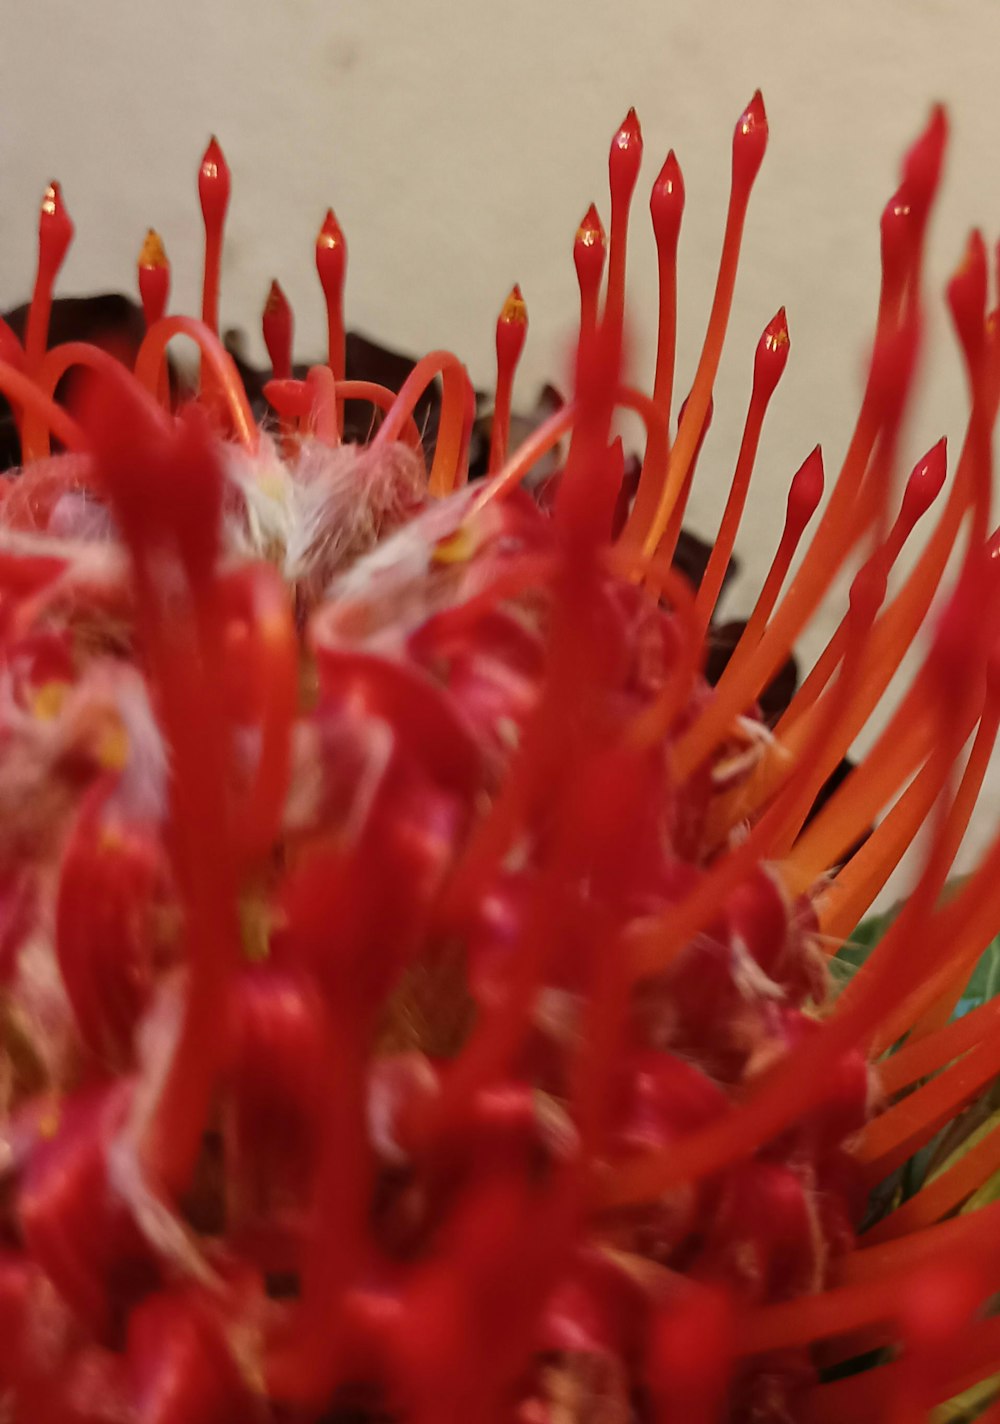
32, 680, 69, 721
432, 526, 478, 566
38, 1104, 61, 1139
138, 228, 168, 270
501, 287, 527, 324
98, 721, 130, 771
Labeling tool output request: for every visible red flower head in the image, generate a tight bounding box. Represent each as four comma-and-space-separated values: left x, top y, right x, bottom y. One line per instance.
0, 97, 999, 1424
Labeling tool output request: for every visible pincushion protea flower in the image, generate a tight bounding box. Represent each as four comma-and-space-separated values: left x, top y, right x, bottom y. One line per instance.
1, 91, 1000, 1424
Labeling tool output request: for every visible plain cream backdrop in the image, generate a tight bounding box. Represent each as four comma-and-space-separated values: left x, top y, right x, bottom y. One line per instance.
2, 0, 999, 902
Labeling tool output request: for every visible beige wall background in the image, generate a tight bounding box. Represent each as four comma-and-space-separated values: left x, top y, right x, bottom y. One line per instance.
2, 0, 999, 905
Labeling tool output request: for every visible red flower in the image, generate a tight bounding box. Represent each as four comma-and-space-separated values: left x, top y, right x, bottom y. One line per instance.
0, 103, 997, 1424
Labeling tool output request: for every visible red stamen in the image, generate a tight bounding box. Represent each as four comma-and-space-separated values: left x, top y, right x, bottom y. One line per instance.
900, 105, 948, 269
605, 108, 643, 338
879, 187, 915, 329
316, 206, 347, 431
488, 284, 528, 473
25, 182, 74, 373
737, 444, 824, 650
612, 573, 986, 1206
947, 229, 988, 384
863, 1116, 1000, 1246
649, 149, 685, 419
264, 376, 425, 450
137, 229, 170, 330
856, 1023, 1000, 1185
133, 314, 257, 449
783, 673, 940, 894
573, 202, 606, 339
656, 391, 714, 571
304, 364, 340, 447
83, 371, 241, 1193
220, 563, 298, 869
262, 279, 294, 382
372, 350, 475, 496
777, 439, 947, 739
673, 309, 922, 784
695, 307, 790, 629
0, 358, 85, 459
197, 136, 230, 336
622, 91, 768, 564
879, 995, 1000, 1096
20, 340, 148, 463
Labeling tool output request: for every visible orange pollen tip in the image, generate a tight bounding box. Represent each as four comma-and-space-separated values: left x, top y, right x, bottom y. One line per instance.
765, 308, 789, 351
500, 285, 527, 325
138, 229, 168, 271
576, 206, 606, 252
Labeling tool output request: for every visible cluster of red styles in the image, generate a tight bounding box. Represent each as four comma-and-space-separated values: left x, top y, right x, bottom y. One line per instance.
1, 92, 1000, 1424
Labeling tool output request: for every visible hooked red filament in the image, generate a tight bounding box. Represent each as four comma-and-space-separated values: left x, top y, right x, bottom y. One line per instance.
371, 349, 475, 495
133, 315, 257, 449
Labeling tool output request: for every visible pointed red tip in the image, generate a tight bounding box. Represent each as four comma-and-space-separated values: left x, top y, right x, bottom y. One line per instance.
617, 106, 642, 144
610, 107, 643, 202
901, 104, 948, 216
786, 446, 825, 530
318, 207, 344, 246
262, 281, 294, 380
316, 208, 347, 301
38, 181, 74, 272
497, 284, 528, 367
753, 306, 790, 395
947, 229, 988, 373
137, 231, 170, 327
733, 91, 768, 192
900, 438, 948, 528
198, 136, 231, 224
499, 283, 527, 322
576, 203, 606, 248
265, 278, 289, 315
138, 229, 168, 272
650, 150, 685, 244
574, 203, 607, 291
